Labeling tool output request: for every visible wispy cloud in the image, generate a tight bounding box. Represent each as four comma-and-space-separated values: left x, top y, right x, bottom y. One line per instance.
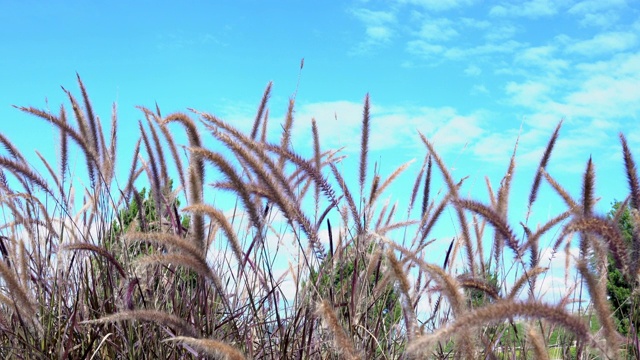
397, 0, 477, 11
408, 39, 523, 60
568, 0, 627, 28
569, 0, 627, 14
430, 114, 484, 149
489, 0, 566, 18
220, 1, 640, 201
507, 51, 640, 121
415, 17, 459, 42
483, 22, 518, 41
464, 64, 482, 76
506, 81, 551, 107
406, 40, 446, 58
293, 100, 486, 154
473, 130, 522, 163
350, 8, 397, 51
471, 84, 489, 95
366, 26, 394, 42
566, 31, 638, 56
455, 40, 523, 58
514, 45, 569, 74
533, 247, 580, 302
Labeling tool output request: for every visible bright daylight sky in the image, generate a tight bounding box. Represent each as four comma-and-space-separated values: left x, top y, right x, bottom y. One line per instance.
1, 1, 640, 301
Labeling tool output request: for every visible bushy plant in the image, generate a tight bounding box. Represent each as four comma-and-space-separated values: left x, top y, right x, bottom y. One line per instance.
604, 201, 640, 357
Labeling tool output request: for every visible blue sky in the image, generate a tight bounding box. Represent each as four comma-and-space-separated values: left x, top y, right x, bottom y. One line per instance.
2, 1, 640, 299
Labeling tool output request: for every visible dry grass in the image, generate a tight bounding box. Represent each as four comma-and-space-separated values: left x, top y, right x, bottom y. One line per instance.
0, 75, 637, 359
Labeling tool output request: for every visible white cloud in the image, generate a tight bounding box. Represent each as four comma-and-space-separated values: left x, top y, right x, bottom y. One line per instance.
430, 114, 485, 150
464, 64, 482, 76
416, 17, 459, 42
293, 100, 486, 155
575, 50, 640, 74
569, 0, 627, 14
409, 39, 523, 61
351, 8, 396, 25
536, 247, 579, 302
533, 274, 579, 303
397, 0, 476, 11
563, 75, 640, 118
553, 52, 640, 119
575, 11, 620, 28
484, 23, 518, 41
406, 39, 445, 57
473, 131, 521, 163
493, 58, 638, 172
444, 40, 523, 59
366, 26, 393, 42
501, 48, 640, 131
471, 84, 489, 95
505, 81, 551, 107
566, 32, 638, 56
489, 0, 566, 18
351, 8, 397, 46
514, 45, 569, 73
293, 100, 365, 152
459, 17, 491, 29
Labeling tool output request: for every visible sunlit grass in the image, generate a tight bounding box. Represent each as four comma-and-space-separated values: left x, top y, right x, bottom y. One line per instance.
0, 76, 638, 358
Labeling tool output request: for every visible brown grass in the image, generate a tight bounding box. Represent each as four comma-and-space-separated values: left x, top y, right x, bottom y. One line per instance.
0, 76, 637, 359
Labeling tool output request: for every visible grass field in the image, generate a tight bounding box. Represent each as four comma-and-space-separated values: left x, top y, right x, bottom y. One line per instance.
0, 76, 638, 358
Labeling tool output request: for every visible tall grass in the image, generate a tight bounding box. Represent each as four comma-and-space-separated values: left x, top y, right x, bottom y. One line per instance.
0, 75, 638, 359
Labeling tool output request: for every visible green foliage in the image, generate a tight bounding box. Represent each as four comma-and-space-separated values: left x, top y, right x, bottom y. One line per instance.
308, 240, 403, 354
468, 266, 499, 309
606, 201, 640, 337
107, 181, 190, 257
111, 181, 190, 237
107, 181, 200, 293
